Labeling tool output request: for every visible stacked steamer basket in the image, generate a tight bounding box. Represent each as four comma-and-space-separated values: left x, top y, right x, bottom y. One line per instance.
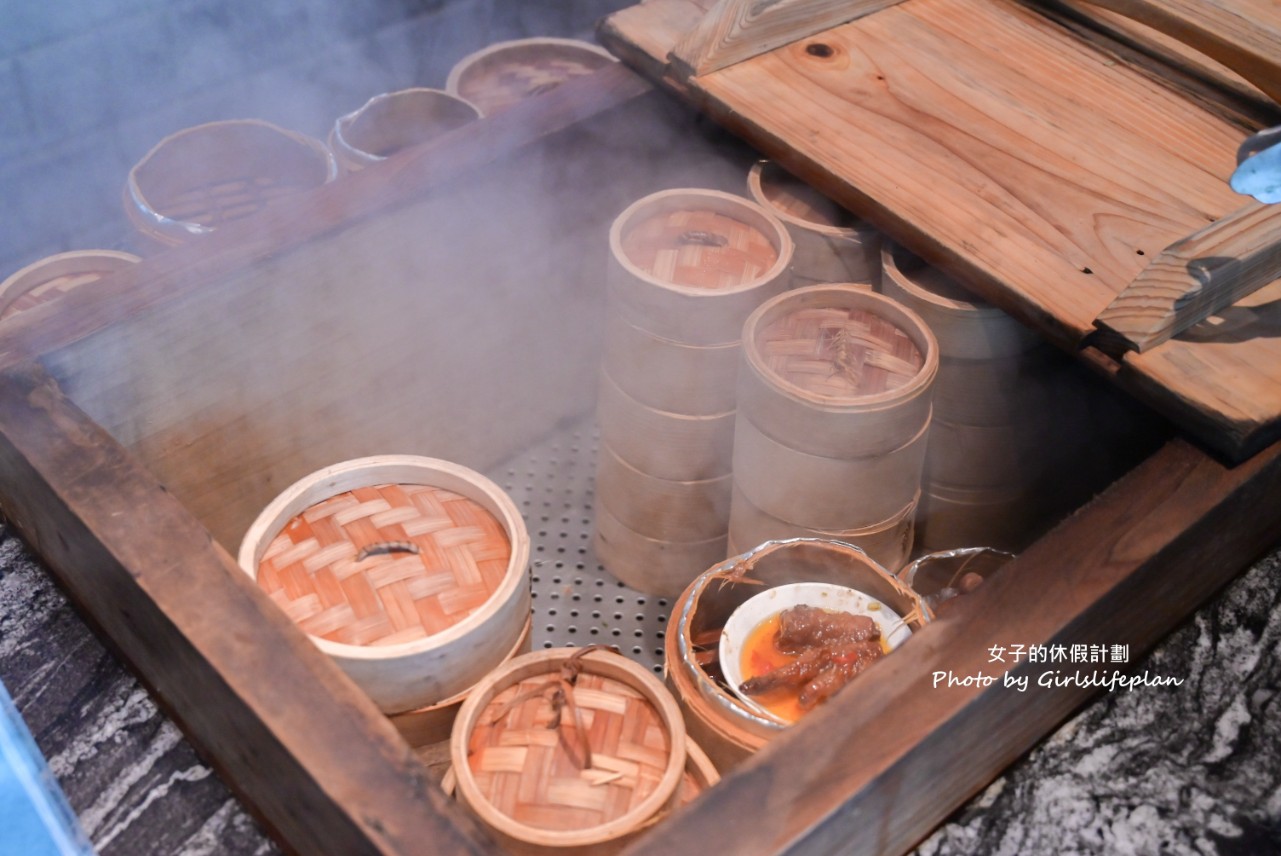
238, 455, 531, 747
880, 242, 1051, 552
125, 119, 336, 248
594, 189, 793, 597
0, 250, 140, 321
445, 38, 617, 116
746, 160, 882, 287
329, 88, 480, 174
449, 647, 690, 855
732, 284, 938, 570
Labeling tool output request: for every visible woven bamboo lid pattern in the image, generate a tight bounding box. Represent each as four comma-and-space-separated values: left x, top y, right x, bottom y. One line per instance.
466, 665, 673, 831
0, 251, 140, 321
756, 306, 925, 398
620, 209, 780, 290
256, 483, 511, 646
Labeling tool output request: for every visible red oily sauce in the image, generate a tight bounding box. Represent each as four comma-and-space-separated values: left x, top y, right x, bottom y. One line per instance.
739, 610, 891, 723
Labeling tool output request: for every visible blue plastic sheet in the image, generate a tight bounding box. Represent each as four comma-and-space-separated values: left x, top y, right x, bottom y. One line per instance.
0, 680, 94, 855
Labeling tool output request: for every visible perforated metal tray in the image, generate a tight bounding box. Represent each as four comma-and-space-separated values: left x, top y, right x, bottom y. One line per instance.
491, 417, 673, 677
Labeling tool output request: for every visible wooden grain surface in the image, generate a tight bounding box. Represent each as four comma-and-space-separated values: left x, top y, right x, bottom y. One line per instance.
0, 364, 496, 856
601, 0, 1281, 460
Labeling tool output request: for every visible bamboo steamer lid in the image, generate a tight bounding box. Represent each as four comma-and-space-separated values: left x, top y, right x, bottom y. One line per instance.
329, 88, 480, 173
592, 501, 729, 599
445, 37, 617, 116
608, 189, 794, 346
727, 485, 917, 573
125, 119, 337, 247
238, 455, 530, 713
0, 250, 140, 321
595, 368, 734, 482
450, 647, 686, 854
880, 241, 1042, 360
739, 284, 938, 459
747, 160, 881, 285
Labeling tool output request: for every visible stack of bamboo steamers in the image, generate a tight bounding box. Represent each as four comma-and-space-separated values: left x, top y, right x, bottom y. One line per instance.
595, 166, 946, 596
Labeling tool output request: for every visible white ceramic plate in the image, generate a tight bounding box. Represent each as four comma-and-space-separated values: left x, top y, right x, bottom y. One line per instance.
719, 582, 912, 722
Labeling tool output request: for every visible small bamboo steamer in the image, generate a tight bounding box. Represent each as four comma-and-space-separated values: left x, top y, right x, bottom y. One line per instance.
600, 310, 740, 416
727, 485, 917, 573
0, 250, 140, 321
440, 734, 719, 810
595, 441, 731, 543
917, 482, 1042, 553
666, 539, 930, 770
388, 615, 532, 749
747, 160, 881, 286
125, 119, 337, 247
592, 502, 728, 599
595, 369, 734, 482
924, 417, 1040, 489
732, 412, 930, 530
738, 284, 938, 459
449, 647, 686, 855
238, 455, 531, 713
608, 189, 794, 347
931, 350, 1057, 427
329, 88, 480, 174
446, 37, 617, 117
879, 241, 1042, 361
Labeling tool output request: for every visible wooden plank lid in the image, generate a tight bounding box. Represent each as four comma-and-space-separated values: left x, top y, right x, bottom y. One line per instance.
255, 483, 511, 646
452, 647, 686, 852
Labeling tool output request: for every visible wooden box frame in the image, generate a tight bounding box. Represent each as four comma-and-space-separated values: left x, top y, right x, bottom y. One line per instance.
0, 59, 1279, 856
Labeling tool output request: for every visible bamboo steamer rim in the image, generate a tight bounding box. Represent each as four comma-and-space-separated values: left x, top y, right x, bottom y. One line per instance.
125, 118, 338, 244
237, 455, 529, 661
445, 37, 617, 115
450, 647, 687, 848
743, 283, 939, 409
329, 88, 481, 169
0, 250, 140, 319
673, 538, 932, 735
880, 239, 1007, 316
746, 160, 871, 239
610, 188, 794, 298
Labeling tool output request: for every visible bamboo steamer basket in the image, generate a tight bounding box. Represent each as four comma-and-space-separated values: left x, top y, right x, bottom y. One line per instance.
600, 311, 740, 416
440, 734, 719, 810
449, 647, 686, 855
747, 160, 881, 286
592, 502, 728, 599
446, 37, 617, 117
125, 119, 337, 247
238, 455, 531, 713
595, 369, 734, 482
329, 88, 480, 173
917, 482, 1043, 553
666, 539, 930, 770
732, 409, 929, 530
727, 485, 917, 573
924, 417, 1042, 489
931, 349, 1058, 427
0, 250, 140, 321
738, 284, 938, 459
608, 189, 794, 346
388, 615, 532, 748
879, 241, 1042, 361
595, 441, 732, 542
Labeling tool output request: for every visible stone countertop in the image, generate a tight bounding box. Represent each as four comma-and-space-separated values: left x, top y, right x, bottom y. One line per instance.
3, 518, 1278, 855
